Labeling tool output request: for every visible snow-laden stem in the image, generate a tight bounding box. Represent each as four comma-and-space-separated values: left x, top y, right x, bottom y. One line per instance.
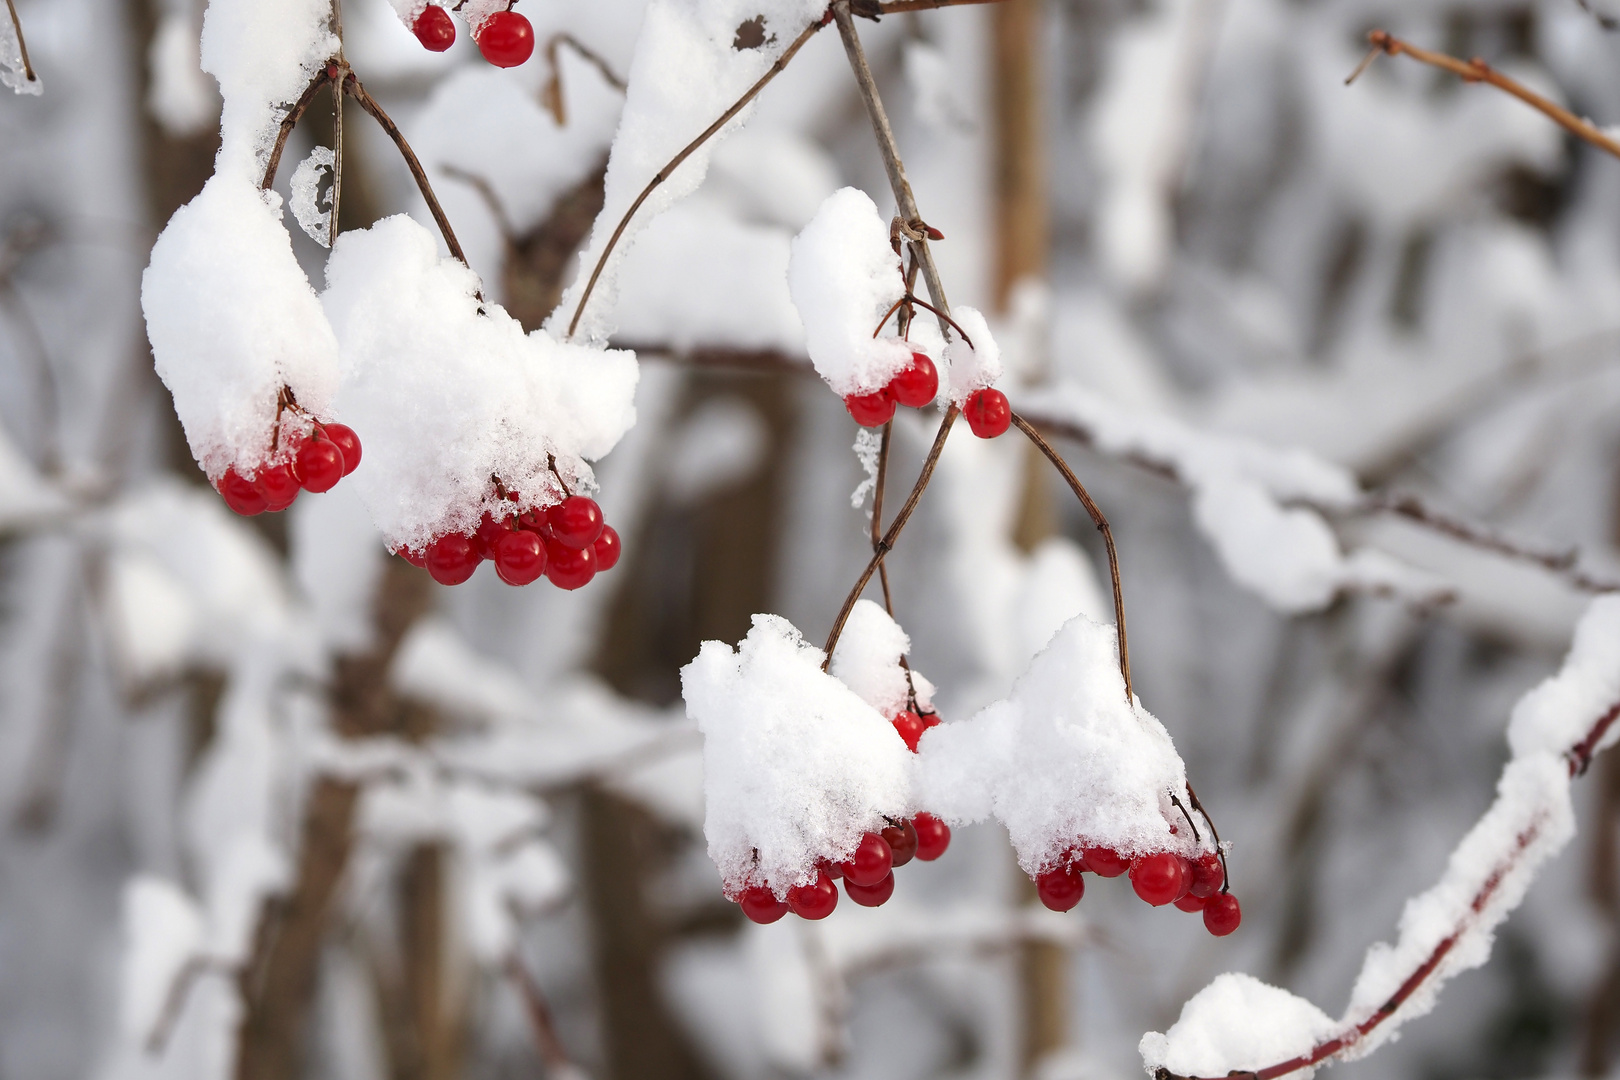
1010, 411, 1133, 701
4, 0, 35, 85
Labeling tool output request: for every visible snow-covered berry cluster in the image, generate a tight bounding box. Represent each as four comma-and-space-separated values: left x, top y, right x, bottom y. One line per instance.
1035, 845, 1241, 937
402, 1, 535, 68
738, 809, 952, 922
216, 411, 362, 516
396, 492, 622, 590
844, 350, 938, 428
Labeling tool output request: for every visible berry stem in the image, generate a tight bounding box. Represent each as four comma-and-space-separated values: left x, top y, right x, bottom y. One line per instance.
1008, 410, 1133, 702
4, 0, 37, 86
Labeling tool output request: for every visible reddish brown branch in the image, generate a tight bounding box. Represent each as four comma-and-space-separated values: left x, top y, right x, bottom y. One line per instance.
1353, 30, 1620, 162
4, 0, 37, 86
506, 954, 576, 1071
344, 74, 468, 265
262, 66, 338, 191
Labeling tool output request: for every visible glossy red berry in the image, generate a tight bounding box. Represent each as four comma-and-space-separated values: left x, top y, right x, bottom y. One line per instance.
920, 711, 941, 730
255, 463, 301, 510
1203, 893, 1241, 936
892, 710, 925, 752
881, 820, 918, 867
1036, 864, 1086, 912
739, 885, 788, 925
1081, 846, 1129, 878
219, 468, 268, 516
1174, 892, 1209, 913
593, 525, 622, 571
1130, 853, 1190, 907
323, 424, 361, 476
294, 439, 344, 493
888, 352, 939, 408
963, 388, 1011, 438
845, 388, 895, 428
845, 871, 895, 907
412, 4, 456, 50
839, 832, 892, 888
473, 511, 508, 560
494, 529, 546, 586
396, 546, 427, 568
475, 10, 534, 67
544, 536, 597, 590
787, 870, 838, 920
548, 496, 604, 549
426, 533, 481, 586
822, 859, 842, 880
913, 813, 951, 861
1190, 853, 1225, 898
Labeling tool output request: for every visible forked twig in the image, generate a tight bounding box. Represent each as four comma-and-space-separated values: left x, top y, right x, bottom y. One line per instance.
1352, 30, 1620, 162
4, 0, 37, 86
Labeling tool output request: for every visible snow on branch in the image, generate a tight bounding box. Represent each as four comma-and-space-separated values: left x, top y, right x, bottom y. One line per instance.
1141, 595, 1620, 1080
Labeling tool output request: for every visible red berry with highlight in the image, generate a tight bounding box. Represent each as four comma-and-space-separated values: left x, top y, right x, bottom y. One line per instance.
913, 813, 950, 861
839, 832, 892, 888
739, 885, 788, 925
881, 820, 918, 867
593, 525, 621, 571
473, 511, 508, 560
889, 352, 939, 408
1082, 846, 1130, 878
323, 423, 361, 475
1174, 892, 1208, 913
255, 463, 301, 510
548, 496, 604, 549
1203, 893, 1241, 936
494, 529, 546, 586
475, 10, 534, 67
1190, 853, 1225, 898
1130, 852, 1188, 907
845, 389, 895, 428
892, 710, 925, 752
426, 533, 481, 586
544, 536, 597, 590
787, 871, 838, 920
219, 468, 268, 516
294, 439, 344, 492
412, 4, 456, 50
963, 388, 1011, 438
1036, 864, 1086, 912
845, 871, 895, 907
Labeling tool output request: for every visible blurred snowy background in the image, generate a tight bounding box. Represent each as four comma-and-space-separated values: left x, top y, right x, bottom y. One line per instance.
5, 0, 1620, 1078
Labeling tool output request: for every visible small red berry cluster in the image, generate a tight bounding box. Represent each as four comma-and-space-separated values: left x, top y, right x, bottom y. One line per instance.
736, 813, 952, 924
397, 493, 622, 590
411, 2, 534, 68
1034, 846, 1241, 937
216, 421, 363, 516
844, 350, 939, 428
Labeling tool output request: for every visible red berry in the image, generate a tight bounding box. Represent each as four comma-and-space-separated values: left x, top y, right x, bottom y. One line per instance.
1081, 846, 1129, 878
518, 506, 549, 533
426, 533, 480, 586
888, 352, 939, 408
1174, 892, 1208, 913
411, 4, 456, 50
548, 495, 604, 549
963, 388, 1011, 438
1036, 864, 1086, 912
475, 9, 534, 67
839, 832, 892, 888
294, 439, 344, 492
822, 859, 842, 880
1129, 853, 1189, 907
323, 424, 361, 475
787, 870, 838, 920
219, 468, 268, 516
1203, 893, 1241, 936
473, 511, 508, 560
845, 388, 895, 428
892, 710, 925, 752
544, 536, 597, 590
913, 813, 951, 861
396, 546, 427, 568
1190, 853, 1225, 898
739, 885, 788, 925
593, 525, 622, 571
845, 871, 895, 907
255, 463, 301, 510
881, 820, 917, 867
494, 529, 546, 586
920, 711, 941, 729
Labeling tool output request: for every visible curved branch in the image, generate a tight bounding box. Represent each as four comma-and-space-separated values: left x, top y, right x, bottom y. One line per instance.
344, 74, 468, 265
262, 65, 338, 191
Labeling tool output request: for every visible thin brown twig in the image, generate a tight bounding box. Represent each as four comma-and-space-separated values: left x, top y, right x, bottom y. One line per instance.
873, 420, 895, 614
4, 0, 37, 85
547, 33, 626, 91
329, 73, 343, 248
262, 66, 338, 191
1353, 30, 1620, 162
505, 954, 575, 1072
566, 12, 831, 339
146, 957, 234, 1054
344, 74, 469, 265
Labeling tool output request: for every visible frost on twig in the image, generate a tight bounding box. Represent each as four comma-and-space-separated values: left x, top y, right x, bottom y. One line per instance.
289, 146, 336, 247
850, 427, 882, 513
1, 0, 40, 96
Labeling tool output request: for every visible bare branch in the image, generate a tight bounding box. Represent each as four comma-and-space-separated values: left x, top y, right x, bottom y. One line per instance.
344, 74, 469, 265
506, 954, 578, 1073
4, 0, 38, 86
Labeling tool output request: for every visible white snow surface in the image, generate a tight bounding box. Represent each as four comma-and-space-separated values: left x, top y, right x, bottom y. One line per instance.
118, 877, 205, 1042
142, 173, 341, 482
942, 305, 1001, 404
322, 215, 638, 550
1143, 595, 1620, 1078
683, 614, 913, 896
829, 600, 935, 720
554, 0, 830, 342
912, 613, 1190, 874
787, 187, 915, 396
289, 145, 334, 246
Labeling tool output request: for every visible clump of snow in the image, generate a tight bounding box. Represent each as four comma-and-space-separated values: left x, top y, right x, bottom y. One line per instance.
1140, 974, 1340, 1080
850, 427, 882, 512
941, 305, 1001, 404
555, 0, 831, 342
142, 173, 341, 482
682, 614, 912, 896
913, 613, 1190, 874
1508, 594, 1620, 759
787, 187, 914, 396
118, 877, 205, 1042
829, 600, 935, 720
289, 145, 334, 246
322, 215, 637, 551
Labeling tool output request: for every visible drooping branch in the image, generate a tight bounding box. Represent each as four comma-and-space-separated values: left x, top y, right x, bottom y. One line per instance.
1351, 30, 1620, 162
343, 74, 468, 265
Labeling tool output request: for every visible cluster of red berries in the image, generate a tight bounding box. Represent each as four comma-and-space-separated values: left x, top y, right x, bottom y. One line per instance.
216, 422, 363, 516
397, 493, 621, 590
736, 812, 953, 924
843, 351, 939, 427
1033, 846, 1241, 936
411, 3, 534, 68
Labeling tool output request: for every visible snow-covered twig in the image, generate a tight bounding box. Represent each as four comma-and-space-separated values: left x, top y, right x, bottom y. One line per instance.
3, 0, 37, 90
